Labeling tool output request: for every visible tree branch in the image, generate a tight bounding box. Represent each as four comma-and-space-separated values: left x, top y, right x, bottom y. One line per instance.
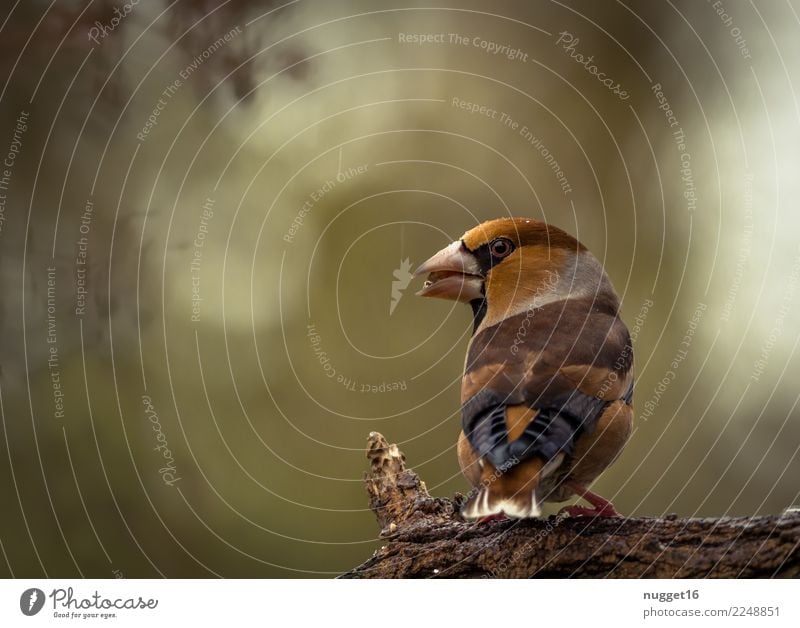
341, 432, 800, 578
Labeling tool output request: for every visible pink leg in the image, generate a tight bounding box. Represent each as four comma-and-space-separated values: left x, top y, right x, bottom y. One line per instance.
476, 513, 508, 523
558, 481, 622, 518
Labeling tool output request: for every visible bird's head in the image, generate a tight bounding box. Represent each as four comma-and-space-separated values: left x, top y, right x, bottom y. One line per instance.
415, 217, 615, 331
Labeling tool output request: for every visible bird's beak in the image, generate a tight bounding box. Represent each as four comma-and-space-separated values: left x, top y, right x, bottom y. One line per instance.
414, 240, 484, 302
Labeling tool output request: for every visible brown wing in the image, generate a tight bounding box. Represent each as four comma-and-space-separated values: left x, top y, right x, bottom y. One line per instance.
460, 296, 633, 471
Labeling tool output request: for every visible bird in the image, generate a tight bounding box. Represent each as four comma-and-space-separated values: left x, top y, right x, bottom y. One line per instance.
414, 217, 634, 520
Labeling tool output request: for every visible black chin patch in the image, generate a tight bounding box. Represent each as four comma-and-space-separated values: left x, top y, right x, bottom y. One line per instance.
470, 298, 487, 334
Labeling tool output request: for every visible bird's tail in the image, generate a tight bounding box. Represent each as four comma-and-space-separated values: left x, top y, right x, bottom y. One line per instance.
460, 455, 564, 520
461, 483, 541, 519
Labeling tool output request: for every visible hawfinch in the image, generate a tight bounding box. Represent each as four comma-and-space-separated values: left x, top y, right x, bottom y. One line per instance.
415, 218, 633, 519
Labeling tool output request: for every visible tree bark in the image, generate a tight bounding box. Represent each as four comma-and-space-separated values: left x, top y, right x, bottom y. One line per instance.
340, 432, 800, 578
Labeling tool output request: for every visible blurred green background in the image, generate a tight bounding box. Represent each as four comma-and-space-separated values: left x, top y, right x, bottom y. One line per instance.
1, 0, 799, 577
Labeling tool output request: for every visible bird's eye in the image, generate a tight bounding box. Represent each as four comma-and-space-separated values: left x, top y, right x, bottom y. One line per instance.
489, 238, 514, 259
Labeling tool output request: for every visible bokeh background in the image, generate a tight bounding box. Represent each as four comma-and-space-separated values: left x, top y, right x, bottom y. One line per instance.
1, 0, 799, 577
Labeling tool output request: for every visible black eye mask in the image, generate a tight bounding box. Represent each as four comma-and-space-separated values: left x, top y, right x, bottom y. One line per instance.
466, 237, 517, 275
